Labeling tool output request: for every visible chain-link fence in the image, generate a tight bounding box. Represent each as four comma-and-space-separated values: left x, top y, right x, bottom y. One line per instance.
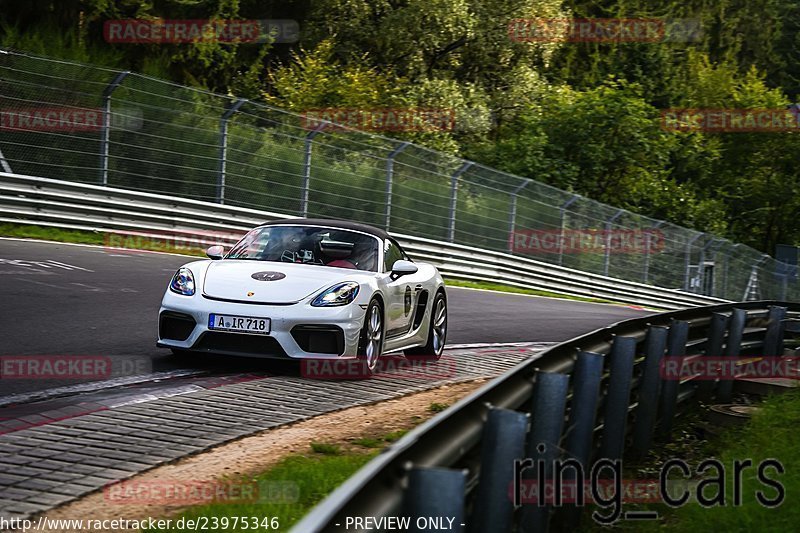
0, 49, 796, 301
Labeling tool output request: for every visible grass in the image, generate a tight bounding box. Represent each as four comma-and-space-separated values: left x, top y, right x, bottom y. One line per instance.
443, 278, 633, 307
643, 390, 800, 532
429, 402, 450, 413
0, 223, 207, 256
0, 223, 105, 245
145, 453, 377, 532
144, 426, 427, 531
309, 441, 341, 455
351, 437, 383, 448
382, 429, 409, 443
577, 391, 800, 531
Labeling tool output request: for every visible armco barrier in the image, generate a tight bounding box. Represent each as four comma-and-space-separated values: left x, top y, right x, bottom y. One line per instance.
0, 171, 727, 309
291, 301, 799, 532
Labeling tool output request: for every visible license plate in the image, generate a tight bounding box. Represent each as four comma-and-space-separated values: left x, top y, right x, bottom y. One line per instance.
209, 314, 271, 334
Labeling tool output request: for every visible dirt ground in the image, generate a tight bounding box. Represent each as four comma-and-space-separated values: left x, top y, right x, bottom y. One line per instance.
32, 379, 487, 531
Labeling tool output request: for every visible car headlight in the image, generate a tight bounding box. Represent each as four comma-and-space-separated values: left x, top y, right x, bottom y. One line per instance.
312, 282, 360, 307
169, 267, 195, 296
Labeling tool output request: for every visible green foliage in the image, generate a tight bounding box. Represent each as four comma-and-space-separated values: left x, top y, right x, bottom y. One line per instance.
148, 452, 376, 531
309, 441, 341, 455
382, 429, 408, 443
428, 402, 450, 413
2, 0, 800, 251
634, 390, 800, 531
351, 437, 383, 448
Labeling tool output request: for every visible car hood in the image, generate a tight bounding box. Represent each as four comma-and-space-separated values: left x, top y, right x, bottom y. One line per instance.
202, 260, 366, 304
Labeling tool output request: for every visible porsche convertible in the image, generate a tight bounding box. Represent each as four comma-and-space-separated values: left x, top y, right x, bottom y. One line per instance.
157, 219, 447, 374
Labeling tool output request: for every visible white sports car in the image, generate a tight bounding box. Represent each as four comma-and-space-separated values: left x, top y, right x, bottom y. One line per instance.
157, 219, 447, 374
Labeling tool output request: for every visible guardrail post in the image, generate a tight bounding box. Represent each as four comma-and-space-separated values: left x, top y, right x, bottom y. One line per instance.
519, 372, 569, 532
657, 320, 690, 440
468, 407, 527, 533
599, 336, 637, 461
763, 305, 788, 357
557, 195, 580, 266
631, 325, 668, 458
603, 210, 624, 277
404, 467, 466, 533
642, 220, 665, 284
697, 313, 730, 401
215, 98, 246, 204
300, 121, 328, 217
717, 308, 747, 402
559, 351, 603, 528
448, 162, 473, 243
384, 141, 409, 231
99, 70, 130, 186
683, 233, 703, 292
507, 179, 531, 253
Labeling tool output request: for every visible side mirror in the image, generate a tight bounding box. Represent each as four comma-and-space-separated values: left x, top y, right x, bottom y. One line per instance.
206, 245, 225, 260
391, 259, 418, 279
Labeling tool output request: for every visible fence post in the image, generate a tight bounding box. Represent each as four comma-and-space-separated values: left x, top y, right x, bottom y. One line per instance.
557, 195, 579, 266
780, 271, 789, 301
99, 70, 130, 186
743, 255, 770, 301
405, 467, 466, 533
721, 243, 741, 299
215, 98, 246, 204
642, 220, 665, 284
631, 325, 668, 458
697, 238, 722, 296
599, 336, 637, 461
519, 371, 569, 532
507, 179, 531, 253
468, 407, 528, 533
656, 320, 690, 439
448, 162, 473, 243
683, 233, 703, 292
697, 313, 730, 401
300, 121, 328, 217
603, 210, 624, 277
384, 141, 409, 231
717, 308, 747, 402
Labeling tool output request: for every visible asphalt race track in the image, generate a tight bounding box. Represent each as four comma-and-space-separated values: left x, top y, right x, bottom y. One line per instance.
0, 238, 651, 397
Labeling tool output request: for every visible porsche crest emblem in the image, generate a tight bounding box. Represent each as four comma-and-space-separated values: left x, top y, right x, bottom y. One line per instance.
251, 271, 286, 281
247, 291, 255, 297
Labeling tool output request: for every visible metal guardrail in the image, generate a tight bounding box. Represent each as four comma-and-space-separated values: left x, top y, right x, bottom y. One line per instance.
292, 301, 799, 533
0, 171, 727, 309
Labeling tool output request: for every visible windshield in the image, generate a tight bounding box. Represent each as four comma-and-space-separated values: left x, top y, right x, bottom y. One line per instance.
226, 225, 380, 272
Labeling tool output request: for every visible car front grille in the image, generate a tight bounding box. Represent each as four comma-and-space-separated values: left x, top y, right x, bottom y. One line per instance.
194, 332, 289, 357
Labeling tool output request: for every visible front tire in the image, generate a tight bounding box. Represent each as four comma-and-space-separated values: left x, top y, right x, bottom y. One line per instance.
405, 290, 447, 360
357, 298, 384, 376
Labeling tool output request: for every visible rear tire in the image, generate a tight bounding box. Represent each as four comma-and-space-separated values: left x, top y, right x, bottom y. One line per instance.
405, 290, 447, 360
357, 298, 384, 377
